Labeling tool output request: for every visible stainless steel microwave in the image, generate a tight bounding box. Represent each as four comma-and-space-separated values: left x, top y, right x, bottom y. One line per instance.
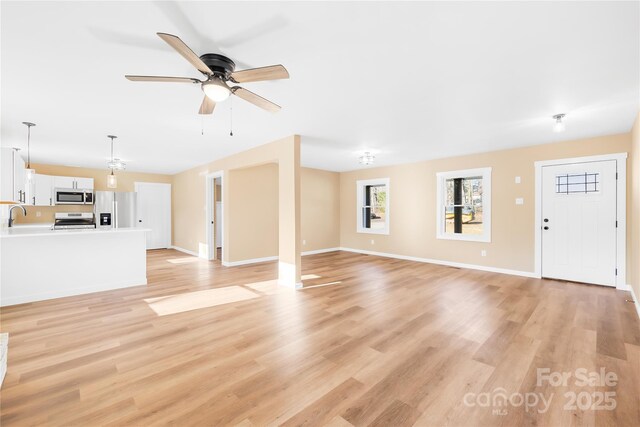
54, 188, 94, 205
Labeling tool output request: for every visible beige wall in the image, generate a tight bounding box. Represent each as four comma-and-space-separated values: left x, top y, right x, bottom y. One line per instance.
301, 168, 341, 252
15, 163, 172, 224
172, 136, 302, 287
227, 164, 279, 261
631, 112, 640, 297
340, 133, 632, 276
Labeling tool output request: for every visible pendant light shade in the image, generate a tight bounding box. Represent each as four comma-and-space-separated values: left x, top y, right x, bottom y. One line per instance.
107, 171, 118, 189
107, 135, 119, 188
22, 122, 36, 179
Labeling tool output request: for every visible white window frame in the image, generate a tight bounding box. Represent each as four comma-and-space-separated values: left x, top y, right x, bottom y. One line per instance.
356, 178, 390, 235
436, 167, 491, 242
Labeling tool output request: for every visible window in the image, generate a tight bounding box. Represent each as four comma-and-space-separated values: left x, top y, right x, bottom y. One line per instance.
436, 168, 491, 242
357, 178, 390, 234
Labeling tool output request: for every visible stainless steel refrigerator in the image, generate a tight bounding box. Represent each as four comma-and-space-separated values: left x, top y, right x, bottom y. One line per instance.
94, 191, 137, 228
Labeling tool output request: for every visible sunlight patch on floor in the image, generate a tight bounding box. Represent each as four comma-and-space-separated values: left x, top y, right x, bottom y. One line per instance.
244, 279, 284, 295
301, 274, 321, 280
166, 257, 201, 264
144, 286, 260, 316
301, 281, 342, 289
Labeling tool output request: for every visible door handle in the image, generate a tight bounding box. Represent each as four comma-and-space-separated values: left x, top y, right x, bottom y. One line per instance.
543, 226, 549, 230
32, 196, 35, 205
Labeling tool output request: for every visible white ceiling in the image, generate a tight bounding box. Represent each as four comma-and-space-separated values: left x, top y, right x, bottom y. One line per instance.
1, 1, 638, 174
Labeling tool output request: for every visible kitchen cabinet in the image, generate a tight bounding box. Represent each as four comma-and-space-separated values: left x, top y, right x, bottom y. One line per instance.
0, 147, 26, 203
13, 152, 25, 203
33, 174, 54, 206
75, 177, 94, 190
53, 176, 93, 190
53, 176, 75, 189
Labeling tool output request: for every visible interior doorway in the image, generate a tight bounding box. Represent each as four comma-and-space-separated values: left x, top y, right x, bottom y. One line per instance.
205, 171, 224, 262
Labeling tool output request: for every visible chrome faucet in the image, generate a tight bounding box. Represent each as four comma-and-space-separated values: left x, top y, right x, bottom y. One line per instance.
8, 205, 27, 227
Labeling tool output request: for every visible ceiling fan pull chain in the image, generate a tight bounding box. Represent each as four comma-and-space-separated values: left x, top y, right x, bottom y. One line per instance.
229, 97, 234, 137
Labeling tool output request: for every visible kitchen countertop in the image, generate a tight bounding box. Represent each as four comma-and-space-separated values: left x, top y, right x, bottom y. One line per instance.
0, 226, 150, 238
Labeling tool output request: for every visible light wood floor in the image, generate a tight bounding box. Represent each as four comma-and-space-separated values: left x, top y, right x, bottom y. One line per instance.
1, 249, 639, 426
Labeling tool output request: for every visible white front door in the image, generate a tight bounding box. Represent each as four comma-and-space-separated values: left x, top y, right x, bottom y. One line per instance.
541, 160, 617, 286
135, 182, 172, 250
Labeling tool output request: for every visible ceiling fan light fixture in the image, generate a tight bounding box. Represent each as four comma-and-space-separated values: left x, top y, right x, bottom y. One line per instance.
359, 152, 375, 166
202, 78, 230, 102
552, 113, 566, 133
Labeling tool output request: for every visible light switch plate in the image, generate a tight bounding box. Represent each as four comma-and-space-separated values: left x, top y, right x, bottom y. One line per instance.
515, 198, 524, 205
515, 176, 521, 184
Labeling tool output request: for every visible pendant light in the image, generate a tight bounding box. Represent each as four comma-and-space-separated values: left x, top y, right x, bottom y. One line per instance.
22, 122, 36, 181
107, 135, 119, 188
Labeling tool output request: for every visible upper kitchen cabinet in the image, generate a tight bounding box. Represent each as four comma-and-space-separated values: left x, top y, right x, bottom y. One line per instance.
0, 147, 26, 203
53, 176, 75, 189
53, 176, 94, 190
32, 174, 54, 206
75, 177, 94, 190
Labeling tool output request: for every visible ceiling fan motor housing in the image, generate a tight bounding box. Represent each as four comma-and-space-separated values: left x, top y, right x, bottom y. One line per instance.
200, 53, 236, 78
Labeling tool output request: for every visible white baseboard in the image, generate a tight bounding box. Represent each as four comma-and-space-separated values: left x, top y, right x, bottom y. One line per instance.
627, 284, 640, 319
220, 247, 340, 266
222, 256, 279, 267
169, 246, 199, 257
337, 247, 539, 279
0, 278, 148, 307
301, 247, 341, 256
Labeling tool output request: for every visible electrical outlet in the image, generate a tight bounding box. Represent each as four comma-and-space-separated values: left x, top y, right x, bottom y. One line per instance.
302, 239, 306, 245
370, 239, 375, 245
481, 250, 487, 257
515, 198, 524, 205
515, 176, 521, 184
36, 211, 41, 217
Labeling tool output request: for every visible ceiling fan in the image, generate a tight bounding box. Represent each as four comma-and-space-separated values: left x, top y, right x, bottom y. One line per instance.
125, 32, 289, 115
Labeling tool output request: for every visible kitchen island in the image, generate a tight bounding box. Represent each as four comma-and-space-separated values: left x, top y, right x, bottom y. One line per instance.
0, 226, 149, 306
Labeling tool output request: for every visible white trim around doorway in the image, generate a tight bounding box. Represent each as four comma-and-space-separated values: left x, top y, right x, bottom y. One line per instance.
534, 152, 627, 289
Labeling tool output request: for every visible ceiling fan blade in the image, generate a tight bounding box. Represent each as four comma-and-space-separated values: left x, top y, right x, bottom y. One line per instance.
125, 75, 201, 83
157, 32, 213, 76
232, 87, 281, 113
198, 96, 216, 115
231, 65, 289, 83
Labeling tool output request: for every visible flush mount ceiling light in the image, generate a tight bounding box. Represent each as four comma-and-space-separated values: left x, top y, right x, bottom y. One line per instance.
106, 135, 123, 189
202, 77, 231, 102
22, 121, 36, 181
359, 152, 375, 166
552, 113, 566, 133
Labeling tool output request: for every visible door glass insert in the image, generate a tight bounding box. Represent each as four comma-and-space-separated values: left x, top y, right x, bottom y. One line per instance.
555, 173, 599, 194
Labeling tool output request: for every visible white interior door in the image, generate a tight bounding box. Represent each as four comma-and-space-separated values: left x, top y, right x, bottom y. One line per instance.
135, 182, 171, 250
541, 160, 617, 286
